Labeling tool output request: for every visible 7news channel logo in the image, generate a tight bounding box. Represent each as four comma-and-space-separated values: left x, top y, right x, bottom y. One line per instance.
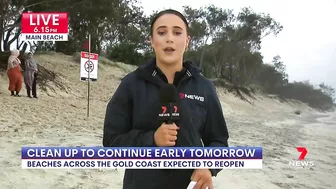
289, 147, 314, 168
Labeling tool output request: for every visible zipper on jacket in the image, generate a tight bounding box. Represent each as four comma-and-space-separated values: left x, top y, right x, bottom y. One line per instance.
200, 139, 204, 147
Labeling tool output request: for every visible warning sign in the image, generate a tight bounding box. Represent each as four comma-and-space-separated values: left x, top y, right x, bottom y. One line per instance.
80, 51, 98, 81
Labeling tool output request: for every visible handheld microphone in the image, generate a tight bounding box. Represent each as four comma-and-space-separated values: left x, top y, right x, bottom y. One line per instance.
158, 84, 180, 124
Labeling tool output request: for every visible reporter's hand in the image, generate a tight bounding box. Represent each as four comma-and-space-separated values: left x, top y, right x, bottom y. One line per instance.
154, 123, 179, 146
191, 169, 213, 189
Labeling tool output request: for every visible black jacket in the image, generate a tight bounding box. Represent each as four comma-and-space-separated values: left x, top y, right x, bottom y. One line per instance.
103, 59, 229, 189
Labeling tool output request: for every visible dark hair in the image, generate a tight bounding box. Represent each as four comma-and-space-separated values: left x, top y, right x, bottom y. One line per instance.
150, 9, 189, 36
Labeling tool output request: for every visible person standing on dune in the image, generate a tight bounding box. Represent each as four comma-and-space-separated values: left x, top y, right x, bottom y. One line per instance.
24, 52, 38, 98
7, 49, 23, 97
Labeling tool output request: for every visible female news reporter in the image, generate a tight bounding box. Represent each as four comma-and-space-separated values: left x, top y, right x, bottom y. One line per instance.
103, 9, 229, 189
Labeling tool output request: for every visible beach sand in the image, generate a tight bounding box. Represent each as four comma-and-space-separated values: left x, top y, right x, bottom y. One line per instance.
0, 53, 335, 189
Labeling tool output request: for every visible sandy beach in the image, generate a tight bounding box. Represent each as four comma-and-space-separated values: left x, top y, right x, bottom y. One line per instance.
0, 53, 335, 189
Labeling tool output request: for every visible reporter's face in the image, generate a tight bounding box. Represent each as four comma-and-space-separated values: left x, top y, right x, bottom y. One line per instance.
150, 14, 190, 65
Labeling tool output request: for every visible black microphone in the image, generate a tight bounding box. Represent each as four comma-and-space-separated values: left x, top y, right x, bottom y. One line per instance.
158, 84, 180, 124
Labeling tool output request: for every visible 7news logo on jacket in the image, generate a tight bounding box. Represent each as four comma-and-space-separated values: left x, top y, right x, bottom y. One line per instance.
289, 147, 314, 168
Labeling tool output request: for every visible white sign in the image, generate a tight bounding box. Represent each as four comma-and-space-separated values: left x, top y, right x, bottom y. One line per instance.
80, 51, 98, 81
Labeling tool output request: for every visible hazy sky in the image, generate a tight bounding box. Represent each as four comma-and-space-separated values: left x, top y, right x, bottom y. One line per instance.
140, 0, 336, 89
